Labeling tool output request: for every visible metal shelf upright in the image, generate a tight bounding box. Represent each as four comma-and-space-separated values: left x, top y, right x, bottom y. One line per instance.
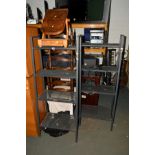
30, 35, 82, 142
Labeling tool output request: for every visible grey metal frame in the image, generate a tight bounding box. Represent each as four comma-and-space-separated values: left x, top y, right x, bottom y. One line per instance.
110, 35, 126, 130
30, 34, 126, 142
31, 35, 81, 142
79, 35, 126, 131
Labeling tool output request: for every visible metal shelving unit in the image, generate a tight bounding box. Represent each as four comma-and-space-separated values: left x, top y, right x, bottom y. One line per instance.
79, 35, 126, 130
31, 35, 81, 142
30, 34, 126, 142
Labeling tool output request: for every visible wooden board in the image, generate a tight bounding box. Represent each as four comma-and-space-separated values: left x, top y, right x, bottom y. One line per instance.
26, 26, 42, 77
71, 23, 108, 31
38, 38, 68, 47
26, 77, 39, 136
84, 48, 106, 54
26, 75, 46, 136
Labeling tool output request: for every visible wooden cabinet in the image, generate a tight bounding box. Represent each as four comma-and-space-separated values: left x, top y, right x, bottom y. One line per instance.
26, 25, 42, 77
26, 76, 39, 136
26, 25, 46, 136
26, 76, 46, 136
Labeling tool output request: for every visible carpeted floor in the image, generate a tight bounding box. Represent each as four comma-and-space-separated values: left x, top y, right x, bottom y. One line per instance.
26, 87, 129, 155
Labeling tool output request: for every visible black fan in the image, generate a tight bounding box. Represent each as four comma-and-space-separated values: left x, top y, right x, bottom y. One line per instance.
26, 3, 34, 20
44, 0, 49, 13
37, 8, 43, 20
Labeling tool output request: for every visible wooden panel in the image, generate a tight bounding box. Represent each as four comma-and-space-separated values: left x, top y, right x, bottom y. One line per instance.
26, 78, 39, 136
26, 24, 42, 28
38, 38, 68, 47
84, 48, 106, 54
71, 23, 108, 31
26, 26, 42, 77
26, 76, 46, 136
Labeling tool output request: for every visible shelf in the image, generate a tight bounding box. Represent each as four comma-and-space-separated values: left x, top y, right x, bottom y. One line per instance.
71, 22, 108, 30
82, 105, 111, 121
82, 85, 115, 95
37, 69, 76, 79
38, 90, 75, 103
34, 45, 76, 51
82, 43, 120, 48
41, 112, 76, 131
82, 66, 118, 72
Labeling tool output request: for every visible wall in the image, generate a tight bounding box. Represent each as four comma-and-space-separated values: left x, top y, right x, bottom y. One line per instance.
26, 0, 55, 19
109, 0, 129, 48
